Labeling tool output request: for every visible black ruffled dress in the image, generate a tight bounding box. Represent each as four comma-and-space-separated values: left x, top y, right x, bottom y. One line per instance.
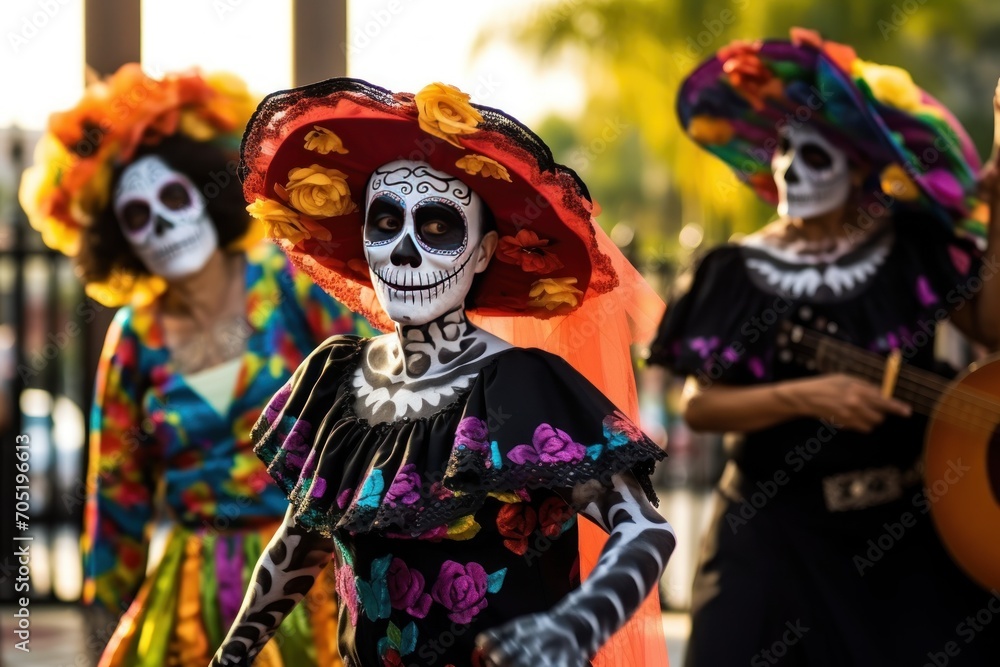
253, 337, 664, 667
648, 217, 999, 666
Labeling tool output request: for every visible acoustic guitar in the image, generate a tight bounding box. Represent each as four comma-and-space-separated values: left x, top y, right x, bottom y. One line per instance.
776, 316, 1000, 591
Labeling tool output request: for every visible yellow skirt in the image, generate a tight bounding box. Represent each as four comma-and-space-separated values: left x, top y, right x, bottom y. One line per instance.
98, 523, 341, 667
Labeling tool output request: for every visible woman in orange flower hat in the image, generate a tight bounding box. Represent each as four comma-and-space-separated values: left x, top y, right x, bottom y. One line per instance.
19, 64, 378, 666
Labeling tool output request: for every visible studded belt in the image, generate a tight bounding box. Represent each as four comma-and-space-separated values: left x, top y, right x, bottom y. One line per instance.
820, 464, 923, 512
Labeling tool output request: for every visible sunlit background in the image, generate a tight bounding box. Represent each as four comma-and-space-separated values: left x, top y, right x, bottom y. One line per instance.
1, 0, 999, 664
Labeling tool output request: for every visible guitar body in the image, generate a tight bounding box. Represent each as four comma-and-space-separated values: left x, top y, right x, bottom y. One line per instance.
924, 354, 1000, 591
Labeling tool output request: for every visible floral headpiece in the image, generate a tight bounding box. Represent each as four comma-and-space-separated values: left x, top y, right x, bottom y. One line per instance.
239, 79, 614, 332
18, 64, 260, 306
677, 27, 986, 243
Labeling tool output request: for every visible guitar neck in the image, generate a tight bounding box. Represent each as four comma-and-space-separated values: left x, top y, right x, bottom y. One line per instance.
804, 334, 945, 418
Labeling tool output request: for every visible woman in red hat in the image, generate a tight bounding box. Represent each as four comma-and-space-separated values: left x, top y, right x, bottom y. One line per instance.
208, 79, 676, 667
648, 29, 1000, 666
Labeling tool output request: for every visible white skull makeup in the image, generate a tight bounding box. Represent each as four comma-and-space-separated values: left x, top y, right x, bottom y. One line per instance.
772, 125, 851, 220
364, 160, 492, 325
114, 155, 218, 279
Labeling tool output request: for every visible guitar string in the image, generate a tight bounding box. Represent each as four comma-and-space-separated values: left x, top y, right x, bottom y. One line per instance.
786, 331, 1000, 433
788, 326, 998, 410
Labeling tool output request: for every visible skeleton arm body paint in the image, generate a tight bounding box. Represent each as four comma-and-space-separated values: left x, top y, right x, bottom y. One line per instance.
477, 474, 676, 667
208, 508, 334, 666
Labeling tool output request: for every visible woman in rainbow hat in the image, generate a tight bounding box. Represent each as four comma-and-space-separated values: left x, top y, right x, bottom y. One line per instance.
19, 65, 377, 666
648, 28, 1000, 666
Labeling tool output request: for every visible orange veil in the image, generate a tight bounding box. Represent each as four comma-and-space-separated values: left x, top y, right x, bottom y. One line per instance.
470, 222, 669, 667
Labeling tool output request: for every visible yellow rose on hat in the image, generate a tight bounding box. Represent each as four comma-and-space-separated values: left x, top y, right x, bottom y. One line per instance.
247, 197, 333, 244
853, 61, 921, 111
303, 126, 348, 155
879, 163, 921, 202
456, 154, 511, 182
527, 277, 584, 311
415, 82, 484, 147
283, 164, 357, 218
688, 116, 735, 146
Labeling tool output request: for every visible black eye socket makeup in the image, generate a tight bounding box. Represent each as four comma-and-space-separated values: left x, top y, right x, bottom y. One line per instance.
800, 143, 833, 169
365, 193, 406, 245
119, 201, 152, 231
159, 182, 192, 211
414, 200, 467, 253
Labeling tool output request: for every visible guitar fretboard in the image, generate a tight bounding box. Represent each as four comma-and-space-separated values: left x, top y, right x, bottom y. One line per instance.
785, 325, 1000, 433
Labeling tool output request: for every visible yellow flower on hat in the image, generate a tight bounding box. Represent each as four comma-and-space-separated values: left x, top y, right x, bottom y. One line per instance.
247, 197, 333, 245
456, 154, 511, 181
415, 82, 484, 148
283, 164, 357, 218
304, 126, 349, 155
880, 163, 921, 202
853, 60, 921, 111
688, 116, 735, 146
527, 277, 584, 311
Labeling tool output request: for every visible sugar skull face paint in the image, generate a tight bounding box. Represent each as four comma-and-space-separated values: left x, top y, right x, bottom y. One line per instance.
114, 156, 218, 279
772, 125, 851, 220
364, 160, 492, 325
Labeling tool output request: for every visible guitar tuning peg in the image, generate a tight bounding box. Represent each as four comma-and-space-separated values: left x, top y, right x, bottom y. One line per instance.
779, 350, 793, 363
798, 306, 812, 321
791, 326, 803, 343
806, 359, 817, 371
827, 321, 838, 334
815, 316, 827, 329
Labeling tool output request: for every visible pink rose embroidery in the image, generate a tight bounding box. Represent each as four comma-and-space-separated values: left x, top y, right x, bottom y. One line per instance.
455, 416, 490, 452
385, 464, 422, 506
335, 561, 359, 627
387, 558, 432, 618
430, 560, 489, 624
508, 424, 585, 465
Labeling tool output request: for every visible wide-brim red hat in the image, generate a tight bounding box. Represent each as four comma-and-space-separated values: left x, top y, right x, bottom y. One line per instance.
239, 78, 616, 332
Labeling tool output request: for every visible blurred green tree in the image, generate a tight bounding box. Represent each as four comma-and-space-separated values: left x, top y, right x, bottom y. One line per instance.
486, 0, 1000, 258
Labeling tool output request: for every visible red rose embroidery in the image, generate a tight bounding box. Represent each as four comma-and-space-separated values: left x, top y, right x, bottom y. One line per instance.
539, 496, 575, 538
496, 230, 564, 274
496, 503, 538, 555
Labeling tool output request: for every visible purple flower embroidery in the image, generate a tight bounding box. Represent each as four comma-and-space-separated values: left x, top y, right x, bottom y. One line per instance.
508, 424, 585, 465
430, 560, 489, 624
748, 357, 766, 379
949, 246, 972, 275
263, 385, 291, 424
455, 416, 490, 452
387, 558, 432, 618
689, 336, 720, 359
916, 275, 938, 307
280, 419, 313, 470
385, 464, 422, 506
335, 561, 359, 627
337, 487, 354, 509
309, 477, 327, 499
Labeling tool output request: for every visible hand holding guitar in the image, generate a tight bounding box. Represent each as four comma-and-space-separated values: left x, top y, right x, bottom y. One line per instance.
778, 373, 911, 433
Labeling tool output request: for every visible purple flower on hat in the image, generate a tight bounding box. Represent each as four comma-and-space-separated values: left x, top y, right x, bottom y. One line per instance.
508, 424, 585, 465
385, 464, 422, 506
387, 558, 432, 618
337, 487, 354, 509
430, 560, 489, 624
602, 410, 644, 449
455, 416, 489, 452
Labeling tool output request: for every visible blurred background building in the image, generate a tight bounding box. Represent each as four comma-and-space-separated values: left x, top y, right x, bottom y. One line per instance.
1, 1, 999, 664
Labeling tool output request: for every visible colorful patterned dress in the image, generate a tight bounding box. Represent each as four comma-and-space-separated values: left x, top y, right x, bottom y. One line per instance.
254, 335, 666, 667
83, 243, 377, 667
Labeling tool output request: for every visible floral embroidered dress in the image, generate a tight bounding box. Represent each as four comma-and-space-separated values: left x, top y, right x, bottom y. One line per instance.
254, 336, 665, 667
84, 243, 377, 667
